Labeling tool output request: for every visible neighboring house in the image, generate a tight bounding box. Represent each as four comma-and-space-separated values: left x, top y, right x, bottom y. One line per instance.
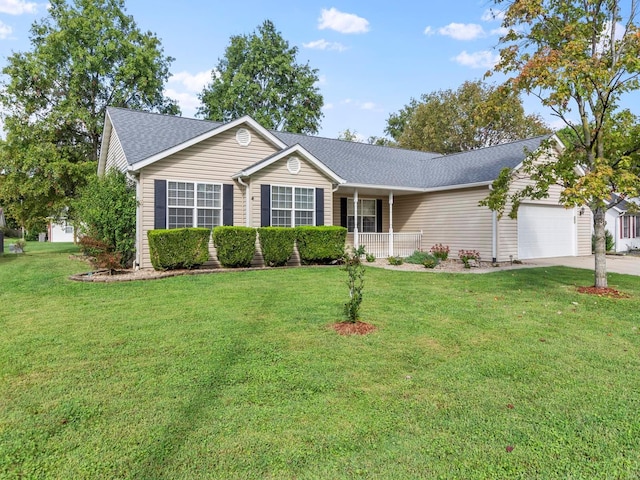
48, 218, 75, 243
606, 196, 640, 252
98, 107, 592, 270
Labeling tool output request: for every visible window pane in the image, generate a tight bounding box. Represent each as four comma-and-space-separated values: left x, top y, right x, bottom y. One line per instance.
272, 209, 291, 227
362, 216, 376, 232
168, 208, 193, 228
272, 186, 292, 209
361, 199, 376, 216
295, 211, 313, 226
168, 182, 194, 207
295, 187, 314, 210
197, 184, 220, 208
635, 216, 640, 238
197, 209, 220, 229
347, 200, 354, 215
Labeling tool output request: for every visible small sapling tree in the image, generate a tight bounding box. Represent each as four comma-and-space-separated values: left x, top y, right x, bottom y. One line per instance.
344, 245, 366, 323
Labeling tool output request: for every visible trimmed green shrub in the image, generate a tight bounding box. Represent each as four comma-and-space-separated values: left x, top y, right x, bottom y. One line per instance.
258, 227, 296, 267
365, 252, 376, 262
148, 228, 210, 271
295, 226, 347, 264
213, 226, 256, 267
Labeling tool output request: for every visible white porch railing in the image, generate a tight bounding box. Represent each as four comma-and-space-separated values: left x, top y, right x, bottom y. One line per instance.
358, 232, 422, 258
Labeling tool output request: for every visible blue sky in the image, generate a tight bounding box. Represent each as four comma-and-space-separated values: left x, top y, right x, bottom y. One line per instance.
0, 0, 636, 140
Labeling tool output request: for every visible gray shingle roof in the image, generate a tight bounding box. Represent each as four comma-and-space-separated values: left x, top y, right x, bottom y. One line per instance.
419, 136, 547, 188
106, 107, 549, 190
107, 107, 221, 165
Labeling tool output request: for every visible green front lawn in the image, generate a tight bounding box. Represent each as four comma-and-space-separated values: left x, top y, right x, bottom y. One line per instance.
1, 243, 639, 479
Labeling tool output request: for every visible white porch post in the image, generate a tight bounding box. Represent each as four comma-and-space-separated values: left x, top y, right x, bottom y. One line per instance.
353, 190, 359, 249
388, 192, 394, 257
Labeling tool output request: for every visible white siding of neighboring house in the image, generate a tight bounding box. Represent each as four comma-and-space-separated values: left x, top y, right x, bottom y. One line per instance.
49, 220, 75, 242
138, 126, 279, 269
606, 207, 640, 252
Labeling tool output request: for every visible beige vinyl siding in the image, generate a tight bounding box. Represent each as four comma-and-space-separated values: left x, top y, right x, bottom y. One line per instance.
250, 154, 333, 227
423, 187, 493, 259
138, 126, 278, 269
392, 193, 429, 232
577, 206, 593, 255
105, 129, 128, 173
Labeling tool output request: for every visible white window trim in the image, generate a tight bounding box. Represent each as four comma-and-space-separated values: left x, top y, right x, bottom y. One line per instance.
347, 197, 378, 233
167, 180, 223, 229
271, 184, 316, 228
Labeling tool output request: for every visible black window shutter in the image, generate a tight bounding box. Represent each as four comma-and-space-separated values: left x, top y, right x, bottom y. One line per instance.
376, 199, 383, 233
261, 184, 271, 227
154, 179, 167, 229
340, 197, 347, 228
315, 188, 324, 226
223, 184, 234, 226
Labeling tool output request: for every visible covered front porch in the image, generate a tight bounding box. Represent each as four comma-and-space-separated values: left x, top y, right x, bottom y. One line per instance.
335, 185, 424, 258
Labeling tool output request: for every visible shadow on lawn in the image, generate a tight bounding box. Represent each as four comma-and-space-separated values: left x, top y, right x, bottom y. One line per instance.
491, 266, 596, 292
127, 338, 250, 479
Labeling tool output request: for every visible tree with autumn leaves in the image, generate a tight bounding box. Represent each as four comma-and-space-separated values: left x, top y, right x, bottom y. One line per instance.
483, 0, 640, 288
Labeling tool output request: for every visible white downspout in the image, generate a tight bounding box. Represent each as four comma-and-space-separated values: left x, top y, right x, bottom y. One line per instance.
353, 190, 359, 249
388, 192, 394, 257
134, 173, 142, 270
237, 177, 250, 227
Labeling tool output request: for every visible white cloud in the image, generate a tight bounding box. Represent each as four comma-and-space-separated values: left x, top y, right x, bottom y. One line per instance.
423, 26, 434, 36
323, 103, 334, 110
0, 20, 12, 39
438, 23, 486, 41
303, 39, 347, 52
481, 8, 505, 22
165, 89, 200, 117
361, 102, 376, 111
490, 27, 510, 36
452, 50, 500, 69
0, 0, 38, 14
168, 70, 213, 93
318, 8, 369, 34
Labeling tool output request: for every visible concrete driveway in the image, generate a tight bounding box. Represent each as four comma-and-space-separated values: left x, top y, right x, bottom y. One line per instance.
528, 254, 640, 276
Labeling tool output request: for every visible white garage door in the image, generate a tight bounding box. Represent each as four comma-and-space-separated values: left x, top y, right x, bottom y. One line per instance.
518, 204, 576, 259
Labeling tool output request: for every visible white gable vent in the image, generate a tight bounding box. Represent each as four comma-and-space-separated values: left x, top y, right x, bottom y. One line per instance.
287, 156, 301, 174
236, 128, 252, 147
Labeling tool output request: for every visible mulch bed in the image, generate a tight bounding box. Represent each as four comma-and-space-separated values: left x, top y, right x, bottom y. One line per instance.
576, 286, 631, 299
331, 321, 377, 335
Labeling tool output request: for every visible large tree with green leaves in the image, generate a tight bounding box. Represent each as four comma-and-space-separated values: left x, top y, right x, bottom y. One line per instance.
198, 20, 323, 134
482, 0, 640, 288
386, 80, 550, 154
0, 0, 178, 230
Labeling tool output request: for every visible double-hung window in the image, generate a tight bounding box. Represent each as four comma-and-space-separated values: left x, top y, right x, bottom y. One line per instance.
635, 216, 640, 238
621, 215, 631, 239
271, 185, 314, 227
347, 198, 377, 232
167, 181, 221, 229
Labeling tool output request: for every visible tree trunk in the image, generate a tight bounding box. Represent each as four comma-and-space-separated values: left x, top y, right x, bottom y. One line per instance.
593, 206, 608, 288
